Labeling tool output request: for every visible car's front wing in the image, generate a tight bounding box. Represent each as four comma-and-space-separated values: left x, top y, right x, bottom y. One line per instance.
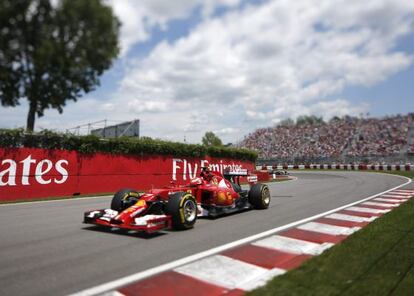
83, 209, 171, 233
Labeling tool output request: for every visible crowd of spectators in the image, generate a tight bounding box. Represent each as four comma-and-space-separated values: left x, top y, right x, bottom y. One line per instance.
239, 114, 414, 160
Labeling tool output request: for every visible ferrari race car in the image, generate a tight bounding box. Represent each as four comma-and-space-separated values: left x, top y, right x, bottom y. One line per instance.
83, 169, 271, 233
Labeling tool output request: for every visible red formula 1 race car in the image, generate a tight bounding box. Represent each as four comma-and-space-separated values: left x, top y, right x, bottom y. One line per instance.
83, 168, 271, 233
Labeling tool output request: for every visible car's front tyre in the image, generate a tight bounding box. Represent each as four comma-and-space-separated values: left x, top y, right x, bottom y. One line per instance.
166, 192, 197, 230
111, 188, 140, 211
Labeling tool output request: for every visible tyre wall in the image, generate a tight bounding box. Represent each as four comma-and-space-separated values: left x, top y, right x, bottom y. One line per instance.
258, 164, 414, 171
0, 147, 255, 202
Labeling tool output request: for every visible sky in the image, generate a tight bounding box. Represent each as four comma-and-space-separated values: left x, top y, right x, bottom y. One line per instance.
1, 0, 414, 144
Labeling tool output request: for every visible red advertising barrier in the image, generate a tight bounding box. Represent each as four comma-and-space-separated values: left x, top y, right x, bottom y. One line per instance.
254, 170, 270, 182
0, 148, 255, 202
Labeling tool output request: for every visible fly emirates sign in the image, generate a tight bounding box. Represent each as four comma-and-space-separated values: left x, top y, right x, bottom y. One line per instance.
0, 155, 69, 186
172, 158, 244, 181
0, 154, 248, 188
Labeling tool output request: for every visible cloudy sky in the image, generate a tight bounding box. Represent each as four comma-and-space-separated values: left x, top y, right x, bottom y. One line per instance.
1, 0, 414, 144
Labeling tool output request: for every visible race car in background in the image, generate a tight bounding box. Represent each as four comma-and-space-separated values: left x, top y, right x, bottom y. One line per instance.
83, 167, 270, 233
270, 169, 289, 176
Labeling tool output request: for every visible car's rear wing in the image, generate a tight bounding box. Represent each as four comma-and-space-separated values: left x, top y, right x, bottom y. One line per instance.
223, 169, 257, 185
223, 169, 249, 177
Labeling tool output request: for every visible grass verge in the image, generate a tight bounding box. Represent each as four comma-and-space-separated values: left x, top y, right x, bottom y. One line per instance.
378, 170, 414, 179
248, 187, 414, 296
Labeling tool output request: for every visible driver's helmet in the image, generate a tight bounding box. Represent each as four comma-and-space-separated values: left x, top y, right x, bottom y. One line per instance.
190, 177, 203, 185
200, 161, 211, 179
201, 160, 211, 172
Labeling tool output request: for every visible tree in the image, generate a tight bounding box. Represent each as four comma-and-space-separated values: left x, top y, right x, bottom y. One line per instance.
202, 131, 223, 147
0, 0, 120, 131
329, 116, 341, 123
296, 115, 324, 126
278, 118, 294, 127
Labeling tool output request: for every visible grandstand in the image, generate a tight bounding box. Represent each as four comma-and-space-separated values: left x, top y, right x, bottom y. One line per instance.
238, 114, 414, 165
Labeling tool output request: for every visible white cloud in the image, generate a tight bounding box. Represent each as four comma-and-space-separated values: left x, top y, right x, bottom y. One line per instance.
107, 0, 242, 56
1, 0, 413, 144
215, 127, 240, 135
307, 99, 370, 121
102, 0, 414, 142
128, 100, 168, 113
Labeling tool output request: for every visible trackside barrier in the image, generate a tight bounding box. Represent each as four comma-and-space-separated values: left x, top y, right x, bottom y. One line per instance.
253, 170, 270, 182
0, 147, 254, 201
257, 164, 414, 171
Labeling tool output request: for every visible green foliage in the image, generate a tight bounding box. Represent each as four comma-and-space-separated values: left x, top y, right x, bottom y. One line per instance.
329, 115, 341, 122
296, 115, 325, 126
0, 129, 258, 162
278, 118, 295, 126
0, 0, 120, 131
202, 131, 223, 147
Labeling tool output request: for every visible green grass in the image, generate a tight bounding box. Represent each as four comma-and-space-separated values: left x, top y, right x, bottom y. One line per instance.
379, 170, 414, 179
248, 188, 414, 296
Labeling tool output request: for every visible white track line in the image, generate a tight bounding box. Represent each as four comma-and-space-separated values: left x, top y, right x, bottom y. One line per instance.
297, 222, 360, 236
69, 175, 411, 296
324, 213, 376, 222
361, 201, 399, 208
239, 268, 286, 291
387, 192, 412, 196
382, 194, 411, 198
252, 235, 334, 255
174, 255, 283, 291
374, 197, 406, 203
345, 206, 390, 214
380, 195, 410, 199
288, 176, 298, 182
102, 292, 125, 296
394, 189, 414, 193
382, 193, 411, 197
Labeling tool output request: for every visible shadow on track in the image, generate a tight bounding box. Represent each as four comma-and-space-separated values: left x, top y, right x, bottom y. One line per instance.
272, 195, 294, 198
82, 225, 167, 239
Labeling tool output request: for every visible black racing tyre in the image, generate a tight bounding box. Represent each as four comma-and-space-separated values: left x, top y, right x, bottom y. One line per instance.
166, 192, 197, 230
111, 188, 140, 211
248, 183, 271, 209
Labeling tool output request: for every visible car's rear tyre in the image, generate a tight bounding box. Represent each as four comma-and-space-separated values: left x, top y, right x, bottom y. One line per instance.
111, 188, 140, 211
248, 183, 270, 209
167, 192, 197, 230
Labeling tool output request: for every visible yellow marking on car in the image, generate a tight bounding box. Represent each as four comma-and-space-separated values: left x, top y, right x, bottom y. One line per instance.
179, 194, 190, 207
135, 200, 146, 207
179, 194, 191, 223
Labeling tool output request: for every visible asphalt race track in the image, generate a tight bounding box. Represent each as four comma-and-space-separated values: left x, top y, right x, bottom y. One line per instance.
0, 171, 408, 296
